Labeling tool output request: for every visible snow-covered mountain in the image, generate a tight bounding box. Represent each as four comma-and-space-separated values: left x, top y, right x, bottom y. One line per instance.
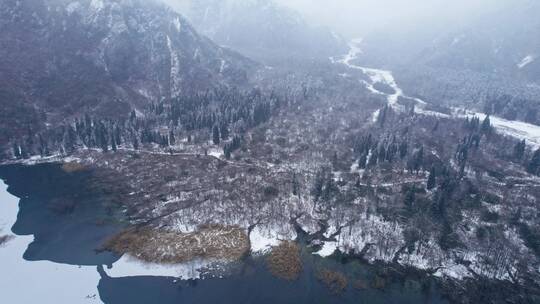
171, 0, 347, 64
357, 0, 540, 125
417, 1, 540, 82
0, 0, 255, 145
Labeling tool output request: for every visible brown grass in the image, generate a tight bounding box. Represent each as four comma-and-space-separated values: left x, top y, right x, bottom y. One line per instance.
61, 162, 87, 173
316, 269, 348, 294
266, 241, 302, 280
104, 224, 249, 264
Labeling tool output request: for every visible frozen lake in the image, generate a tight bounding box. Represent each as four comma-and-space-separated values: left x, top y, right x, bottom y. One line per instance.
0, 164, 448, 304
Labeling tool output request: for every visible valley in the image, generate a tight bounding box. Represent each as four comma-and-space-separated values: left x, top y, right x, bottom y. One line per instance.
1, 1, 540, 304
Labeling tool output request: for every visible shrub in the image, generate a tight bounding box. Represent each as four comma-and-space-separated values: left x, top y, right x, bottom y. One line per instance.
266, 241, 302, 280
317, 269, 348, 294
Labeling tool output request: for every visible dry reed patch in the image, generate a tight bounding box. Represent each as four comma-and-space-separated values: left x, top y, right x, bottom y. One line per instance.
266, 241, 302, 280
316, 269, 348, 294
105, 224, 249, 264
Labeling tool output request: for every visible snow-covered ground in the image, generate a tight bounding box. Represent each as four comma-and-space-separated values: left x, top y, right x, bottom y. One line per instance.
207, 147, 224, 159
489, 116, 540, 148
313, 241, 338, 257
454, 108, 540, 148
249, 226, 282, 253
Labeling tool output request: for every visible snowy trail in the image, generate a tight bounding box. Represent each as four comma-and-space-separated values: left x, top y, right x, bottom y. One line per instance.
334, 39, 540, 148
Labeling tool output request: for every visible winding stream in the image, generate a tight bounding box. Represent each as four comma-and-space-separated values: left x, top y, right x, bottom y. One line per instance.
335, 39, 540, 148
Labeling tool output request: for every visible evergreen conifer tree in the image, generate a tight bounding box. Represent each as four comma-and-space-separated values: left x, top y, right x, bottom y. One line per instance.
528, 148, 540, 176
427, 166, 437, 190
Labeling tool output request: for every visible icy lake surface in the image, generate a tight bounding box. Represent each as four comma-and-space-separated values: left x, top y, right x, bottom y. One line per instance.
0, 165, 217, 304
0, 180, 102, 303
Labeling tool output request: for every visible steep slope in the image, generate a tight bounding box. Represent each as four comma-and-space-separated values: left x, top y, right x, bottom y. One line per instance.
172, 0, 347, 64
0, 0, 255, 145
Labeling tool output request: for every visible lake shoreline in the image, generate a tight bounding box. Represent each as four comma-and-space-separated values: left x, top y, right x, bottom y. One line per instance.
0, 163, 537, 304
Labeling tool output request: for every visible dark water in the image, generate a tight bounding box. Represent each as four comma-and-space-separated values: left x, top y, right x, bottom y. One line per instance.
0, 163, 123, 266
0, 164, 448, 304
98, 254, 447, 304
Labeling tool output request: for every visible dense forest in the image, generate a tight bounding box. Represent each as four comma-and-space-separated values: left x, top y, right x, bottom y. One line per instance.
5, 86, 308, 161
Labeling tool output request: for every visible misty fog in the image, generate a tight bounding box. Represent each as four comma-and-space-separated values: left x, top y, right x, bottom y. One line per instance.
2, 1, 540, 303
162, 0, 521, 37
276, 0, 518, 36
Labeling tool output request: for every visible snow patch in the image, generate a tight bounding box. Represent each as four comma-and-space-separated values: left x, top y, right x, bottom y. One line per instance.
219, 59, 227, 74
314, 241, 338, 257
249, 226, 281, 253
166, 35, 182, 98
518, 55, 535, 69
173, 17, 182, 32
104, 254, 218, 280
208, 148, 224, 159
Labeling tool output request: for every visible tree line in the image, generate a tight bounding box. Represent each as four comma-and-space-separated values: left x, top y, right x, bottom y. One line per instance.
8, 87, 303, 160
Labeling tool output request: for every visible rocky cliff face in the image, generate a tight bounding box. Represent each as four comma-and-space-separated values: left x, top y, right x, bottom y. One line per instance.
0, 0, 255, 145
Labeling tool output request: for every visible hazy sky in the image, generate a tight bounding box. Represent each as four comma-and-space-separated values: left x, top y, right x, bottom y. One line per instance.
274, 0, 511, 36
162, 0, 515, 37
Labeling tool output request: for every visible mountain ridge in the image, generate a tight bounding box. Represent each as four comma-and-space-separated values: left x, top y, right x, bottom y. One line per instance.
0, 0, 256, 145
173, 0, 347, 64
